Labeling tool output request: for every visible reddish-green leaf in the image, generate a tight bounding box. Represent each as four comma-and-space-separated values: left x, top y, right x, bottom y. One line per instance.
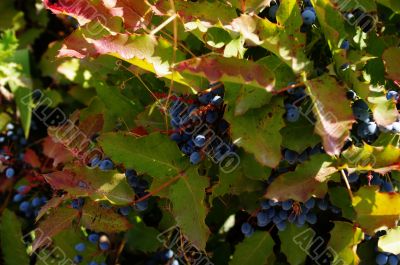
305, 75, 355, 156
175, 55, 275, 91
42, 136, 73, 167
382, 47, 400, 81
32, 207, 79, 252
44, 163, 135, 205
265, 154, 339, 202
44, 0, 151, 32
81, 201, 131, 233
340, 144, 400, 174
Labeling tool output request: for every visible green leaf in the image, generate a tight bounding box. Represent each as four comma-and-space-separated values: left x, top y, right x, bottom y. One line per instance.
211, 156, 265, 201
369, 85, 398, 126
126, 217, 163, 253
382, 47, 400, 81
0, 112, 11, 132
0, 209, 30, 265
14, 87, 33, 138
376, 0, 400, 13
340, 144, 400, 174
265, 154, 339, 202
96, 83, 143, 129
281, 116, 321, 153
169, 168, 209, 250
329, 186, 356, 220
99, 132, 186, 180
81, 201, 132, 233
175, 55, 275, 91
378, 226, 400, 255
229, 231, 274, 265
278, 224, 309, 265
352, 186, 400, 234
44, 163, 135, 205
225, 92, 284, 168
52, 228, 106, 264
329, 222, 363, 265
311, 0, 347, 50
305, 75, 355, 156
9, 49, 32, 138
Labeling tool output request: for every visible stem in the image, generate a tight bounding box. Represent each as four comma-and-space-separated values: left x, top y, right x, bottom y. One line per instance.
340, 170, 354, 200
272, 82, 305, 95
131, 171, 184, 205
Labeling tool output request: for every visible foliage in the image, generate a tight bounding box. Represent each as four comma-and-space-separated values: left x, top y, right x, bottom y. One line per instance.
0, 0, 400, 265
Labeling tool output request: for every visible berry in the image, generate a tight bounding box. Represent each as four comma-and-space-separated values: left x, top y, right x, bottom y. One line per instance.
276, 221, 287, 231
5, 167, 15, 178
206, 111, 218, 123
285, 105, 300, 123
194, 135, 206, 147
284, 149, 298, 164
13, 193, 24, 202
306, 213, 317, 224
88, 233, 100, 243
386, 90, 399, 101
119, 206, 132, 216
32, 197, 42, 207
19, 201, 31, 212
190, 152, 202, 165
317, 199, 328, 211
198, 93, 213, 105
99, 242, 110, 251
241, 222, 252, 235
376, 253, 389, 265
305, 198, 316, 209
348, 173, 359, 183
282, 200, 293, 211
346, 90, 357, 100
71, 198, 84, 210
164, 249, 174, 260
89, 262, 98, 265
73, 255, 83, 263
302, 9, 316, 25
210, 95, 223, 106
135, 200, 148, 211
99, 159, 114, 171
75, 242, 86, 252
381, 181, 394, 192
268, 5, 279, 21
90, 156, 101, 167
341, 40, 350, 50
388, 255, 399, 265
171, 259, 179, 265
170, 133, 182, 142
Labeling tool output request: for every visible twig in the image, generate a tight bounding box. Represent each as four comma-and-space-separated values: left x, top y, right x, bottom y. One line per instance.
340, 169, 354, 200
272, 82, 305, 95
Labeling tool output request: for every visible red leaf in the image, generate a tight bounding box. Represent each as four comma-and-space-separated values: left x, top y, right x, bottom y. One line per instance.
79, 114, 104, 139
44, 0, 151, 32
175, 55, 275, 91
32, 207, 79, 252
36, 196, 66, 222
42, 136, 73, 167
81, 201, 132, 233
23, 149, 41, 168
